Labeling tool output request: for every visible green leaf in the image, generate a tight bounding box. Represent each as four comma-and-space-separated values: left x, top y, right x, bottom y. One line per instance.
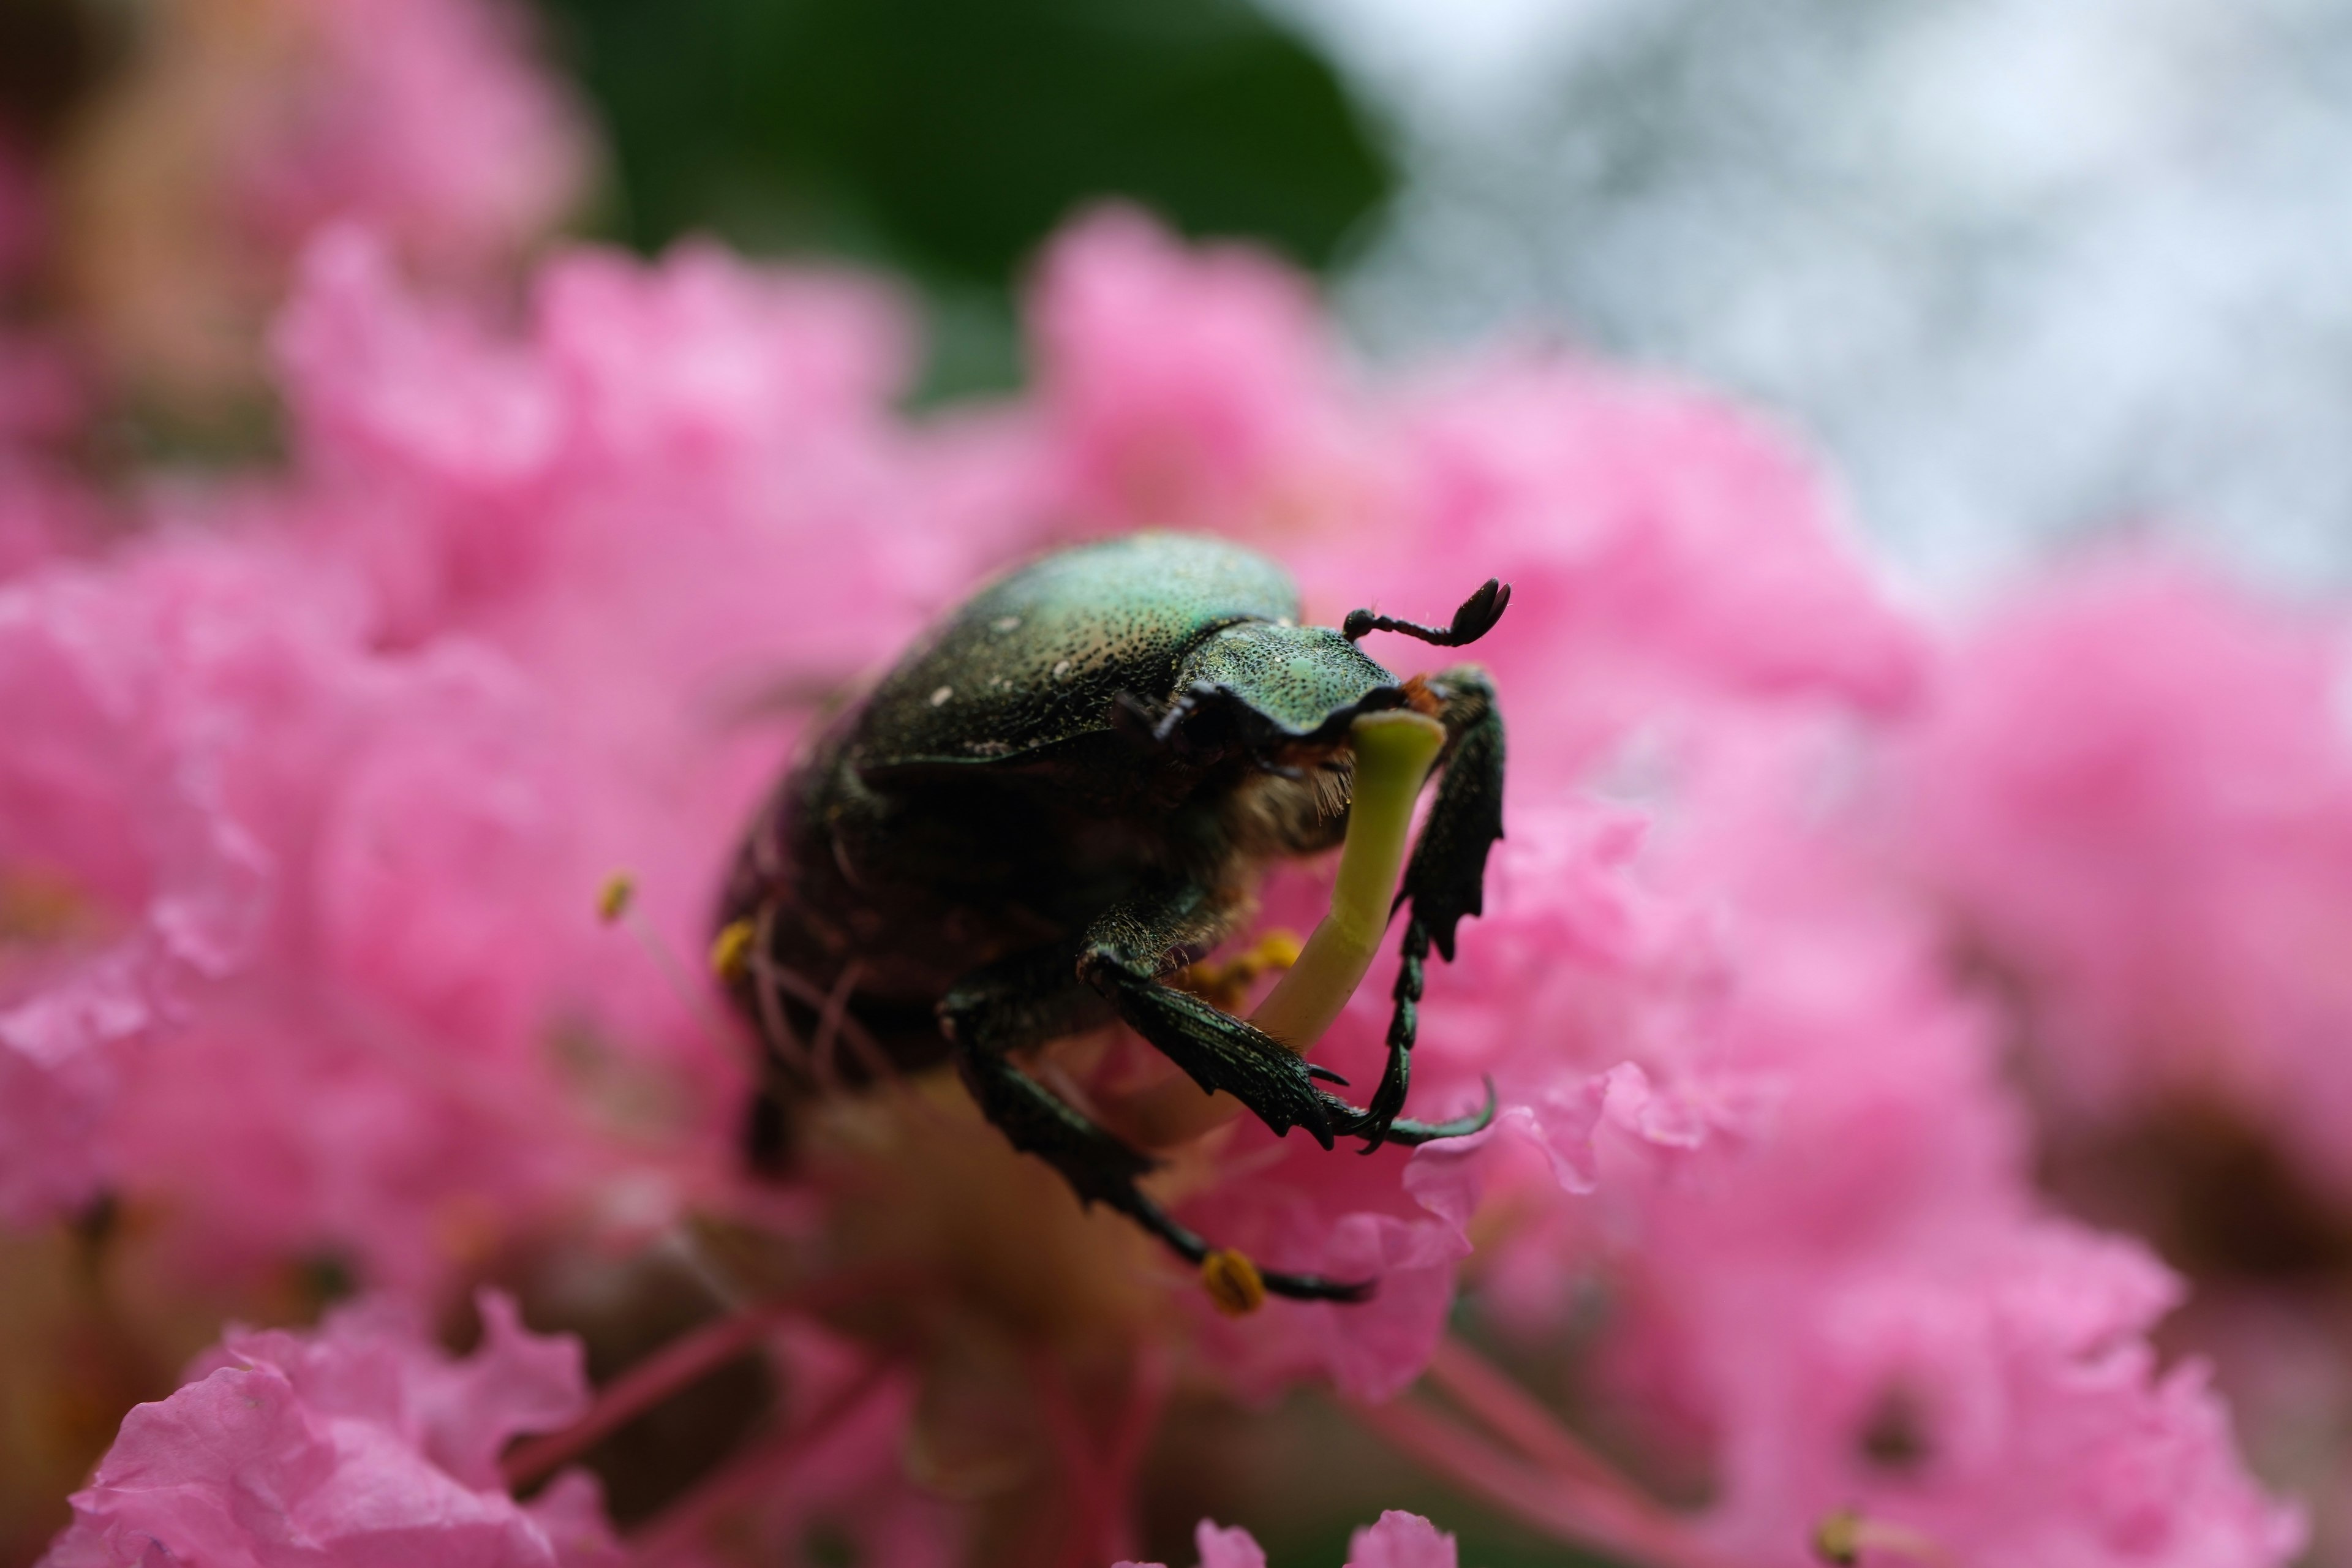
537, 0, 1393, 315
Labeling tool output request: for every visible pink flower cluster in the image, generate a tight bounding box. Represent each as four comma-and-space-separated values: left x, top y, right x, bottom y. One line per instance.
45, 1292, 619, 1567
224, 0, 590, 278
1, 153, 2329, 1568
1118, 1512, 1457, 1568
1900, 558, 2352, 1196
0, 0, 587, 449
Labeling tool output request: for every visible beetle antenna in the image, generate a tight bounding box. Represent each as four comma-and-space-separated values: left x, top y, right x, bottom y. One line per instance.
1343, 578, 1512, 648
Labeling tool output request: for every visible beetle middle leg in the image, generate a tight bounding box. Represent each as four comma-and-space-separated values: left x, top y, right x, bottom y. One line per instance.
939, 944, 1373, 1303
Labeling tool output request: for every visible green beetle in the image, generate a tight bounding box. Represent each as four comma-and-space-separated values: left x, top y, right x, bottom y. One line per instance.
717, 533, 1506, 1303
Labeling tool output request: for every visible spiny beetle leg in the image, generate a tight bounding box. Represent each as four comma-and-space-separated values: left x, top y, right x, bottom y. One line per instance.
939, 960, 1369, 1303
1346, 918, 1427, 1153
1080, 948, 1336, 1149
1122, 1200, 1374, 1304
1330, 1076, 1498, 1147
946, 1007, 1158, 1204
1401, 667, 1506, 965
1264, 1264, 1378, 1304
1078, 883, 1339, 1148
1348, 666, 1505, 1150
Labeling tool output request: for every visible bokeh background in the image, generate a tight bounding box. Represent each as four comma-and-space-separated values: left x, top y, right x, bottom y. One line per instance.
7, 1, 2351, 1564
17, 0, 2351, 597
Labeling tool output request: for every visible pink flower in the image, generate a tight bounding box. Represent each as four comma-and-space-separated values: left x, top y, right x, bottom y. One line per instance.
1508, 726, 2304, 1564
0, 202, 2309, 1568
42, 1289, 620, 1567
1373, 363, 1921, 769
0, 522, 721, 1289
1027, 209, 1924, 790
1117, 1510, 1457, 1568
1163, 1117, 1477, 1403
1342, 1513, 1459, 1568
0, 551, 271, 1226
1899, 554, 2352, 1197
273, 225, 969, 654
222, 0, 590, 278
1662, 1217, 2303, 1566
999, 214, 1934, 1406
1031, 206, 1352, 533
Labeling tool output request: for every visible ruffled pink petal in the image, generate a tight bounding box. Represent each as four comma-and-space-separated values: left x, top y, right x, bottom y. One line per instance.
1345, 1512, 1458, 1568
43, 1291, 617, 1568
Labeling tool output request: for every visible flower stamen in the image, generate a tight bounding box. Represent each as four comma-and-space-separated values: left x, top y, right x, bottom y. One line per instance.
710, 919, 756, 985
1175, 929, 1303, 1011
1812, 1507, 1954, 1567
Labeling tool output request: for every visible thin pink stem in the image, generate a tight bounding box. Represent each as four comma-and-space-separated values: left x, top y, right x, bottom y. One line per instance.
503, 1307, 790, 1491
502, 1264, 928, 1494
1427, 1333, 1643, 1492
1104, 1344, 1174, 1515
629, 1360, 895, 1563
1350, 1392, 1733, 1568
1035, 1344, 1175, 1568
1035, 1362, 1107, 1568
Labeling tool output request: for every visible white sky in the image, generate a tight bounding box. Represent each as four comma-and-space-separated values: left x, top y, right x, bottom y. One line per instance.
1275, 0, 2352, 603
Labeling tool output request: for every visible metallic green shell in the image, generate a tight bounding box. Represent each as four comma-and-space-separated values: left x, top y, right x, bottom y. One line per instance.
1173, 620, 1395, 741
850, 533, 1390, 770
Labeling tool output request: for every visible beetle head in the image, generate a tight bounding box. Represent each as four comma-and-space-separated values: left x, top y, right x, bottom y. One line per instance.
1143, 621, 1407, 765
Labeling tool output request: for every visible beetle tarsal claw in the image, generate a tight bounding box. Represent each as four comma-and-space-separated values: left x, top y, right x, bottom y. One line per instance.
1200, 1248, 1267, 1315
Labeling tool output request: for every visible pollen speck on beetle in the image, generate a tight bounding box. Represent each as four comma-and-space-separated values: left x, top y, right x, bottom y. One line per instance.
929, 685, 953, 706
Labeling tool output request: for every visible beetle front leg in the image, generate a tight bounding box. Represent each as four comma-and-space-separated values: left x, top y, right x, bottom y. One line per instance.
1344, 664, 1505, 1152
939, 950, 1371, 1304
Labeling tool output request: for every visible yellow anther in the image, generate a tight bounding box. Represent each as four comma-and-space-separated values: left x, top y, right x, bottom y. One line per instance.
1811, 1509, 1951, 1567
1239, 929, 1303, 974
0, 869, 95, 944
1200, 1248, 1267, 1316
1175, 929, 1304, 1010
1812, 1509, 1863, 1567
596, 874, 635, 924
710, 919, 757, 985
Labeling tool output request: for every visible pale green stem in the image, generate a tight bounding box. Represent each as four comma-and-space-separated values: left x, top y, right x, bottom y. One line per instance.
1249, 710, 1445, 1050
1112, 710, 1443, 1149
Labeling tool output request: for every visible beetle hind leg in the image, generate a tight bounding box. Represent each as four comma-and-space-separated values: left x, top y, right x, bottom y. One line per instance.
940, 951, 1373, 1305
